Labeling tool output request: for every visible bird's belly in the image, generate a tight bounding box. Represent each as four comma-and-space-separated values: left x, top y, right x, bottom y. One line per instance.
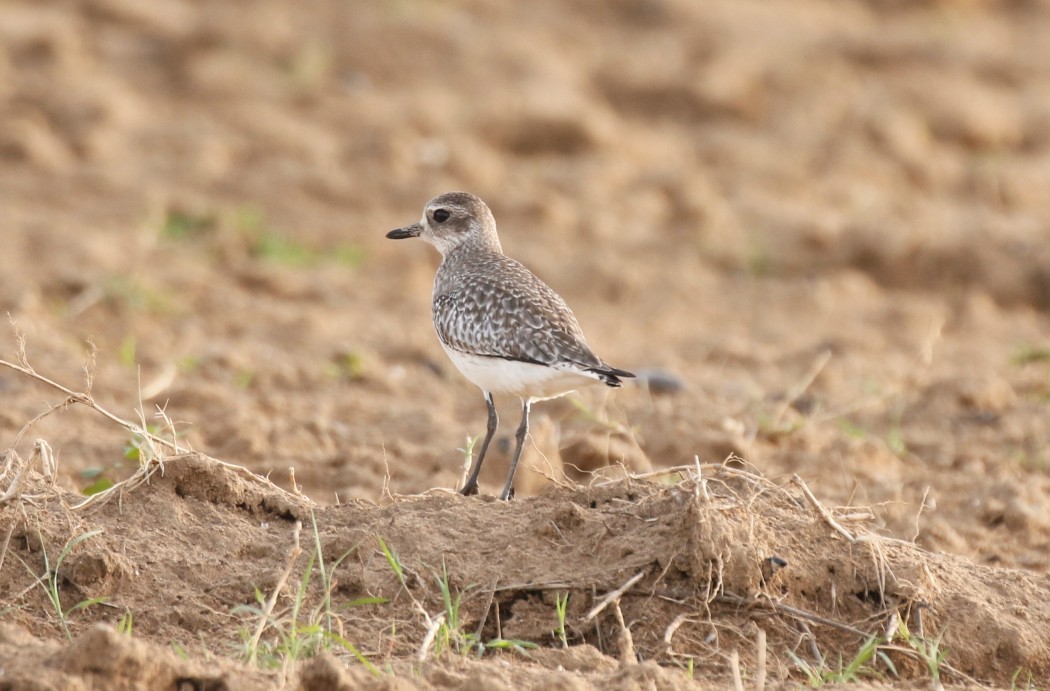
441, 346, 595, 400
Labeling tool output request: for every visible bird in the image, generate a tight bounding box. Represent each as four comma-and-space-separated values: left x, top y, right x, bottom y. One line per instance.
387, 191, 633, 500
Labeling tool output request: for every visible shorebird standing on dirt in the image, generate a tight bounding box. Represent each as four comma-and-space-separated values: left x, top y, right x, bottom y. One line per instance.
387, 192, 634, 500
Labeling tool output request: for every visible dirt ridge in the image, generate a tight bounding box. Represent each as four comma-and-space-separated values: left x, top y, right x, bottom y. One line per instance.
3, 455, 1048, 688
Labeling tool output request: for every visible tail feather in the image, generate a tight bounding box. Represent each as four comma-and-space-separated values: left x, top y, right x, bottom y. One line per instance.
587, 364, 635, 388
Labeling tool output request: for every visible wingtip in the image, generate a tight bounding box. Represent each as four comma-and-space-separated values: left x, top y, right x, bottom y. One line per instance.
590, 366, 635, 388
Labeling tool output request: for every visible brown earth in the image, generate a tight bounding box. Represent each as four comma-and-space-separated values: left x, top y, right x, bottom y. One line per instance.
1, 0, 1049, 688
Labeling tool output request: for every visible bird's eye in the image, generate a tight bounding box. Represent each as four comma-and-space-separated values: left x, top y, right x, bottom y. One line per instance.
433, 209, 450, 223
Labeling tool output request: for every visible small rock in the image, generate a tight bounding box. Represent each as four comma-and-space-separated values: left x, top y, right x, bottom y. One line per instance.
634, 368, 685, 395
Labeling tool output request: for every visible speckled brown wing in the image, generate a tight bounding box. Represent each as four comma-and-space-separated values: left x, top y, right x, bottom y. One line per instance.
432, 256, 605, 371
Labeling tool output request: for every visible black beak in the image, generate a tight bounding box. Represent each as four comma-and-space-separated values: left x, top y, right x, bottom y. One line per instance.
386, 223, 423, 240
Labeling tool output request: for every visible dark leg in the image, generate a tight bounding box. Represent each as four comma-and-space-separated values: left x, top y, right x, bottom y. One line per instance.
499, 399, 531, 501
460, 392, 498, 496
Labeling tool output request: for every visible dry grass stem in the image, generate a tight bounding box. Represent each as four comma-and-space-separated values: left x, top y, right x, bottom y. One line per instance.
883, 611, 900, 641
611, 600, 635, 666
729, 648, 744, 691
472, 582, 498, 644
0, 356, 180, 455
662, 612, 691, 654
682, 455, 711, 502
246, 520, 303, 665
713, 593, 869, 638
417, 612, 445, 662
912, 486, 931, 542
2, 341, 309, 512
0, 522, 14, 573
0, 440, 56, 507
770, 349, 832, 430
755, 627, 767, 691
594, 463, 695, 487
583, 569, 648, 623
792, 474, 856, 543
527, 451, 575, 491
139, 362, 177, 400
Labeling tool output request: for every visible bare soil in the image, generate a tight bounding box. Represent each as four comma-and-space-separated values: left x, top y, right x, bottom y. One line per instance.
2, 0, 1049, 688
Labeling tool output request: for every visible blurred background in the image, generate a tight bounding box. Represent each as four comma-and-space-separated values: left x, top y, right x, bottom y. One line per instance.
1, 0, 1049, 568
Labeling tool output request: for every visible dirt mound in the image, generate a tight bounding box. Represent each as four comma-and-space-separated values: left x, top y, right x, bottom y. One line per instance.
2, 453, 1047, 688
0, 622, 264, 691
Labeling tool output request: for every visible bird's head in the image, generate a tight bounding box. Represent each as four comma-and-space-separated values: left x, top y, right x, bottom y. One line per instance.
387, 192, 502, 257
